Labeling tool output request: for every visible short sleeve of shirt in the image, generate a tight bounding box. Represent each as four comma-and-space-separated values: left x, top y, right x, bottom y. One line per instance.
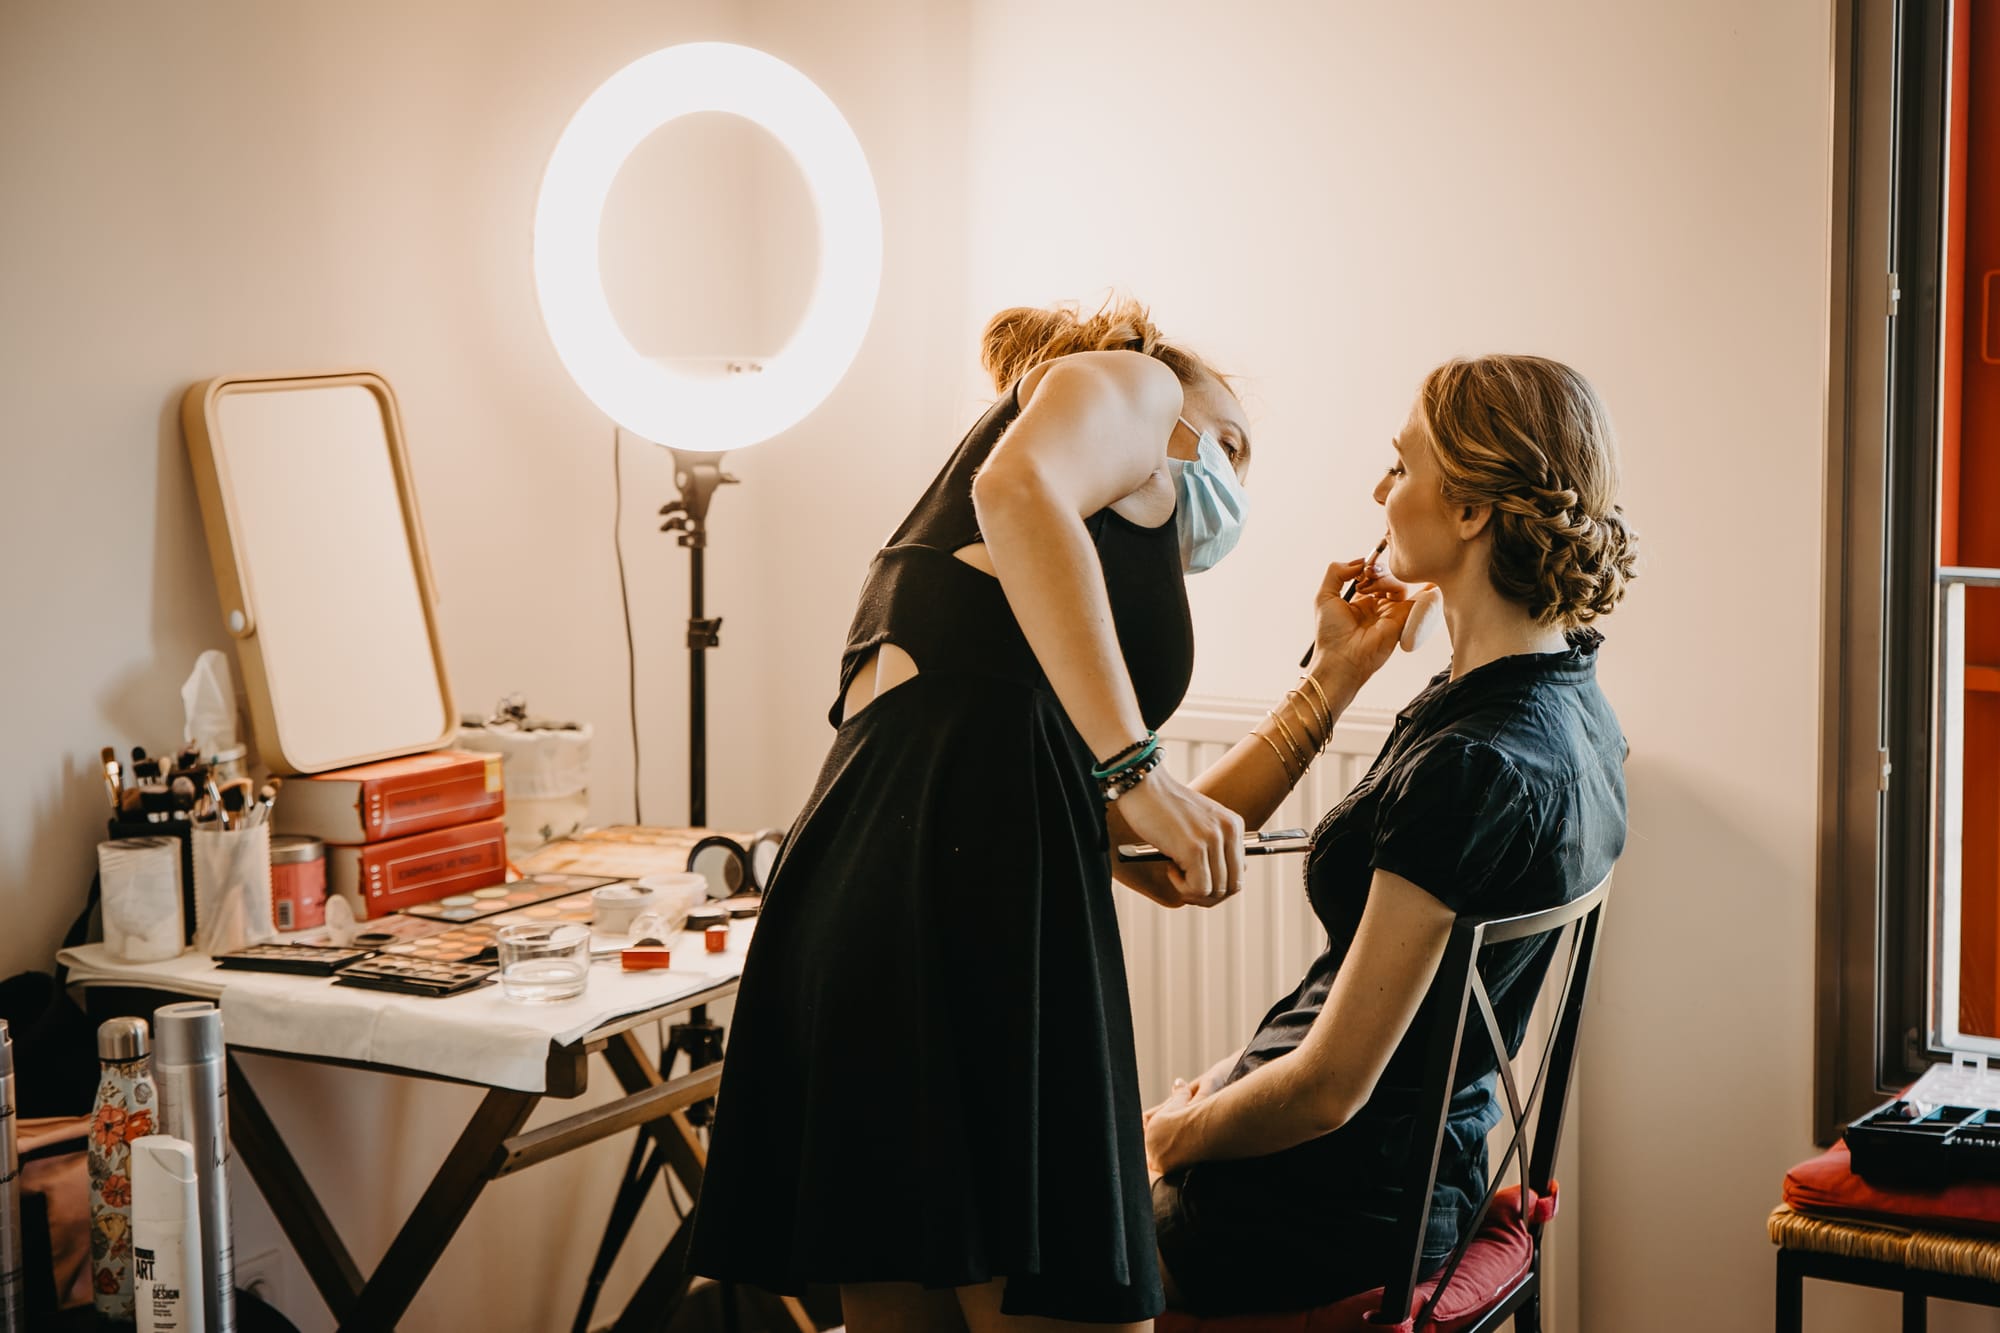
1369, 736, 1534, 913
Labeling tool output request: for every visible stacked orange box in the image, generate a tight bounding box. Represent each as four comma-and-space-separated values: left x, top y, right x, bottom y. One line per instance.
275, 750, 508, 919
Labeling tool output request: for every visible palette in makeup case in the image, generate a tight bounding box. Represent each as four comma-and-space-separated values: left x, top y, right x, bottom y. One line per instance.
332, 955, 496, 998
373, 891, 603, 966
399, 873, 618, 923
375, 923, 499, 965
214, 942, 377, 976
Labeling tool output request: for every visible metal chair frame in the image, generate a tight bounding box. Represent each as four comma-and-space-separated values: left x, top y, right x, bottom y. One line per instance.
1371, 872, 1612, 1332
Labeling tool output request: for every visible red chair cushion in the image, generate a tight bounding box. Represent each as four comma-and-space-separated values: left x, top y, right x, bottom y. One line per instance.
1156, 1185, 1543, 1333
1785, 1141, 2000, 1234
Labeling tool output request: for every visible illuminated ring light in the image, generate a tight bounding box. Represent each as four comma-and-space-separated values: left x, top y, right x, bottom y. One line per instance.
533, 43, 882, 452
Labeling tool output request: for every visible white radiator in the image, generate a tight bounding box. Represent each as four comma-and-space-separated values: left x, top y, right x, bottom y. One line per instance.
1116, 694, 1393, 1101
1121, 693, 1579, 1331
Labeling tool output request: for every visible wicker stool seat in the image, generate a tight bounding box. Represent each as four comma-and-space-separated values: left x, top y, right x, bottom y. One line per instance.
1772, 1202, 2000, 1330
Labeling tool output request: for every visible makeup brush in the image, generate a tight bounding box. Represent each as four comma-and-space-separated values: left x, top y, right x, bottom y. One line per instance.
255, 776, 282, 826
170, 775, 197, 821
1343, 535, 1390, 602
1301, 535, 1393, 669
100, 746, 123, 814
220, 784, 248, 831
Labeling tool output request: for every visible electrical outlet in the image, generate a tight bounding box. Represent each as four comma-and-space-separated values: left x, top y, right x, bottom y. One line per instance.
236, 1248, 286, 1310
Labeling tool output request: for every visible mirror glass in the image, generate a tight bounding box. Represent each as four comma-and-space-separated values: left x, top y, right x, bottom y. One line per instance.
747, 829, 784, 891
688, 838, 749, 900
205, 381, 450, 771
600, 112, 819, 365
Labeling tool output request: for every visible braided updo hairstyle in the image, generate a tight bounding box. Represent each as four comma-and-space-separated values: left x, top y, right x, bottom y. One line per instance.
1417, 355, 1638, 626
978, 294, 1228, 396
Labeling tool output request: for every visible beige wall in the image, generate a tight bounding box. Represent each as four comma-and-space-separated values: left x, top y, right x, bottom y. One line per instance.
953, 4, 1851, 1330
0, 1, 969, 1328
1, 1, 1977, 1329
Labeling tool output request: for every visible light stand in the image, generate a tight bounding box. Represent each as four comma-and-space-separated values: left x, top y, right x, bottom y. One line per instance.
658, 449, 737, 828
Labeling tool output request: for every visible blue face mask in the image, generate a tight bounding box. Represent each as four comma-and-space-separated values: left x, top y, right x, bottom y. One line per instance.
1169, 417, 1249, 574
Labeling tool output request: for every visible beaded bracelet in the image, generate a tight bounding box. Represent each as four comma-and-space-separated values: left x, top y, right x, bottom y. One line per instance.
1099, 747, 1165, 802
1091, 731, 1161, 782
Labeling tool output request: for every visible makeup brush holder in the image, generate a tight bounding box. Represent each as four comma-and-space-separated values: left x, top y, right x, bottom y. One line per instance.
104, 816, 196, 946
191, 823, 276, 955
97, 837, 186, 963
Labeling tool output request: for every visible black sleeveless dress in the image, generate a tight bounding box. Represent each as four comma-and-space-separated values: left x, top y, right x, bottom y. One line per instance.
688, 382, 1193, 1323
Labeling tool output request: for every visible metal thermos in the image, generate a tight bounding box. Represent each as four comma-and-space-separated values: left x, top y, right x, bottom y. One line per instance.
0, 1020, 22, 1333
154, 1003, 234, 1333
91, 1016, 158, 1321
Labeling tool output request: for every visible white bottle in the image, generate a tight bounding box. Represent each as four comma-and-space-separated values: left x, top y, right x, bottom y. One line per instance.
130, 1136, 205, 1333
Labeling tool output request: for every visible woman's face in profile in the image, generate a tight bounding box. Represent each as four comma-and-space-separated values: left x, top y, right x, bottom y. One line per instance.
1168, 373, 1252, 484
1372, 399, 1454, 582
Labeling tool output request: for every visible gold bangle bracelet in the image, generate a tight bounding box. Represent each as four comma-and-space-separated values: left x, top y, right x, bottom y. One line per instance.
1301, 675, 1335, 738
1255, 727, 1301, 783
1284, 690, 1329, 753
1269, 709, 1314, 772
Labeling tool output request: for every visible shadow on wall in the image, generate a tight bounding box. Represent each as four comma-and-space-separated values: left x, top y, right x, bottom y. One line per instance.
1581, 748, 1811, 1325
10, 386, 231, 976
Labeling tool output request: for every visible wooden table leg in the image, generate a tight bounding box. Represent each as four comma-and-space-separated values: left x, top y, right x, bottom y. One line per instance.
226, 1054, 364, 1323
338, 1086, 540, 1333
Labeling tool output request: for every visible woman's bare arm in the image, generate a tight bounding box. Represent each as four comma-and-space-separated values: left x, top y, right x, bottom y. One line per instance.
974, 351, 1244, 902
1143, 869, 1454, 1170
1112, 565, 1417, 904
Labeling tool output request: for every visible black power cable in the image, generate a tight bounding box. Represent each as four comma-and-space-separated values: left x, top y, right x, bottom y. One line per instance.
612, 426, 642, 824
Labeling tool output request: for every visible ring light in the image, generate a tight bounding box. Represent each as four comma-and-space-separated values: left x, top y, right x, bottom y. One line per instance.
533, 42, 882, 451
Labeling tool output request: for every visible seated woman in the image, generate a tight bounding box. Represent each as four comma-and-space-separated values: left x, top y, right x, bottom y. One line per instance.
1126, 353, 1636, 1316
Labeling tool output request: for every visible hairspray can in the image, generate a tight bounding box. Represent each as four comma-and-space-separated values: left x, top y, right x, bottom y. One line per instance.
130, 1135, 204, 1333
153, 1003, 233, 1333
0, 1020, 23, 1333
90, 1016, 158, 1320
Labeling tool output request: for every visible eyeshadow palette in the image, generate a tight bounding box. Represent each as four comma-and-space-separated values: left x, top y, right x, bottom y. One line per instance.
400, 874, 619, 923
214, 943, 377, 976
332, 955, 497, 998
486, 891, 598, 931
291, 913, 452, 950
376, 923, 498, 965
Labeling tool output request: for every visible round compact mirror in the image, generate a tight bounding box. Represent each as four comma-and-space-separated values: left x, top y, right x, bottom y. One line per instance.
746, 827, 785, 891
686, 835, 750, 901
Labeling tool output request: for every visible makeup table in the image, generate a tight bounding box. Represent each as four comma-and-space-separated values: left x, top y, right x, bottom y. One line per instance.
58, 931, 800, 1333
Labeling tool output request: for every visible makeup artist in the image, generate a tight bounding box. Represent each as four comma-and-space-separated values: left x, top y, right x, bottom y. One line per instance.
1132, 355, 1636, 1317
688, 295, 1417, 1332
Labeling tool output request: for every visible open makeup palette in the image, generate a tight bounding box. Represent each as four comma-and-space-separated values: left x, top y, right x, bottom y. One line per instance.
373, 888, 604, 965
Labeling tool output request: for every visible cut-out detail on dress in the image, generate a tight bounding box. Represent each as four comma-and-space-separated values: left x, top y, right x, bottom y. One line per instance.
951, 542, 998, 577
840, 642, 922, 723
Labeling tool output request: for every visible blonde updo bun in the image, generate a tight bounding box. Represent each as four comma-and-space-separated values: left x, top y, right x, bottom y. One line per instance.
1417, 355, 1638, 626
978, 294, 1225, 395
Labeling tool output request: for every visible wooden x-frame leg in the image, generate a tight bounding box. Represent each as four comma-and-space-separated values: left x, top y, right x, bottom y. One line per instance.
225, 1033, 753, 1332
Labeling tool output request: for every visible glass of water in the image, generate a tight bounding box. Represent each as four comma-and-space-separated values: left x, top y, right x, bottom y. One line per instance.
496, 922, 590, 1003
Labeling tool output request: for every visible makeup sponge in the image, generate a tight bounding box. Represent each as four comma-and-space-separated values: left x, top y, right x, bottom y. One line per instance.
1400, 587, 1444, 653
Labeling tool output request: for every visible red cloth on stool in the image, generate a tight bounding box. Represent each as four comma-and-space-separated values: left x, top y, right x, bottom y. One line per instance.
1156, 1185, 1547, 1333
1785, 1141, 2000, 1233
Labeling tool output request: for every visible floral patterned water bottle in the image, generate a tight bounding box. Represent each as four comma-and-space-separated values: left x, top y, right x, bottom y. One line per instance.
89, 1017, 156, 1322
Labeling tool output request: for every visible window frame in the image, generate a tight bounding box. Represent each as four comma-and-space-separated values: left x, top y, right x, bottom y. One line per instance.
1819, 0, 1960, 1145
